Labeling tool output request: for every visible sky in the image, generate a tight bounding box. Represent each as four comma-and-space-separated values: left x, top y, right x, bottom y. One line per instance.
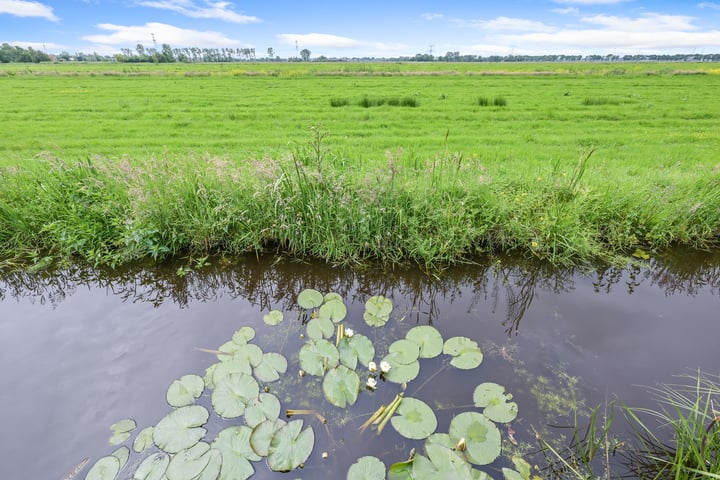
1, 0, 720, 58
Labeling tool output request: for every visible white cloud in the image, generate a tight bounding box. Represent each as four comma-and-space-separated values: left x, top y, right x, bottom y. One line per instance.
553, 0, 630, 4
421, 13, 444, 21
277, 33, 405, 53
698, 2, 720, 9
469, 16, 556, 32
137, 0, 260, 24
5, 40, 65, 50
0, 0, 58, 21
552, 7, 580, 15
83, 22, 242, 48
581, 13, 698, 31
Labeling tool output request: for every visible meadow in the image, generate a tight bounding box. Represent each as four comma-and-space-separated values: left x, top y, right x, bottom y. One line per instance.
0, 62, 719, 269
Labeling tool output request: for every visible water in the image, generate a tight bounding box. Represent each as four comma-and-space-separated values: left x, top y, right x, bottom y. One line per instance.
0, 252, 718, 479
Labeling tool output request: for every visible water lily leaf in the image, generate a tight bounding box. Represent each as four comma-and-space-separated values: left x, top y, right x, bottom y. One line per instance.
426, 433, 454, 449
263, 309, 284, 326
474, 470, 492, 480
250, 418, 286, 457
111, 446, 130, 470
473, 382, 518, 424
212, 426, 259, 480
212, 372, 260, 418
391, 397, 437, 440
267, 419, 315, 472
166, 442, 211, 480
324, 292, 343, 303
306, 317, 334, 340
502, 469, 524, 480
86, 455, 120, 480
133, 426, 154, 454
217, 341, 263, 366
322, 365, 360, 408
203, 363, 218, 390
347, 455, 386, 480
381, 353, 420, 384
153, 405, 209, 454
109, 418, 136, 445
298, 288, 324, 309
253, 352, 288, 383
244, 393, 281, 427
364, 295, 393, 327
389, 339, 421, 364
299, 338, 339, 376
412, 443, 474, 480
212, 357, 253, 386
318, 298, 347, 323
406, 326, 444, 359
338, 333, 374, 370
167, 374, 205, 407
388, 457, 413, 480
449, 412, 501, 466
195, 448, 222, 480
511, 456, 532, 479
132, 452, 169, 480
443, 337, 483, 370
232, 326, 256, 345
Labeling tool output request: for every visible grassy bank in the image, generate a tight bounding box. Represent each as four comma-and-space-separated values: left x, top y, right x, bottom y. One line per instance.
1, 127, 718, 270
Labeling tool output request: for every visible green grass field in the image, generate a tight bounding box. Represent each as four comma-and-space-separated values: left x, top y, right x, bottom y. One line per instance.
1, 62, 719, 269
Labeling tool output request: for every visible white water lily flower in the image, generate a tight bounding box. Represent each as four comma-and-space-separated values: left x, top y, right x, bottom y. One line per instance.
345, 328, 354, 338
368, 361, 377, 373
366, 377, 378, 389
380, 360, 392, 373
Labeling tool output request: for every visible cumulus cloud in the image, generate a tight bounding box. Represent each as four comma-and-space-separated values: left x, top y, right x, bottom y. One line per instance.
552, 7, 580, 15
0, 0, 58, 21
83, 22, 241, 48
698, 2, 720, 9
467, 16, 556, 32
137, 0, 260, 24
6, 40, 65, 50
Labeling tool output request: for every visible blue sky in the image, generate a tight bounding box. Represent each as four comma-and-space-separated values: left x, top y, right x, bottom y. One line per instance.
1, 0, 720, 58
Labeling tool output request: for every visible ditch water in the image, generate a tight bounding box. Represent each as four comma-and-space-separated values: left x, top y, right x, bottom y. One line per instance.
1, 251, 718, 479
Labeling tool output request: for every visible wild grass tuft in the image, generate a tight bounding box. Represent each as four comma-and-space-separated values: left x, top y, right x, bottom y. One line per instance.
329, 98, 350, 107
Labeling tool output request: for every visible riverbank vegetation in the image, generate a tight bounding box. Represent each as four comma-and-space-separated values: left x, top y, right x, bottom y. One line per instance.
1, 63, 719, 270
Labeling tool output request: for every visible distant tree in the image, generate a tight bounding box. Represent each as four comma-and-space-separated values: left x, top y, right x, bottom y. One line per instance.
300, 48, 311, 61
267, 47, 274, 60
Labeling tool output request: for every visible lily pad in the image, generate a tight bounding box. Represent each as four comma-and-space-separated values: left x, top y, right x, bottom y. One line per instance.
212, 426, 258, 480
322, 365, 360, 408
318, 298, 348, 323
166, 442, 212, 480
212, 372, 260, 418
389, 339, 421, 364
244, 393, 282, 428
443, 337, 484, 370
449, 412, 501, 466
133, 426, 154, 454
267, 419, 315, 472
109, 418, 136, 445
364, 295, 393, 327
298, 338, 339, 376
212, 357, 253, 386
381, 353, 420, 384
324, 292, 343, 302
111, 446, 130, 470
298, 288, 324, 309
232, 326, 256, 345
406, 326, 444, 359
253, 352, 288, 383
132, 452, 169, 480
391, 397, 437, 440
412, 443, 475, 480
166, 374, 205, 407
263, 309, 284, 326
306, 317, 334, 340
347, 456, 386, 480
153, 405, 209, 454
217, 341, 263, 366
338, 333, 375, 370
249, 418, 286, 457
86, 456, 121, 480
473, 382, 518, 424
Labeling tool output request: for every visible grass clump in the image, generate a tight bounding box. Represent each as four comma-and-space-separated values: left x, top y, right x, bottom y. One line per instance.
583, 97, 623, 106
329, 97, 350, 107
477, 96, 507, 106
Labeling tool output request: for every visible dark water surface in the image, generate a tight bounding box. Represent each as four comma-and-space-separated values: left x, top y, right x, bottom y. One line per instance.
1, 252, 718, 479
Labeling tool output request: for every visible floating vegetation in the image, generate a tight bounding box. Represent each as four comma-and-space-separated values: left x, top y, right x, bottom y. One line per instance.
82, 288, 531, 479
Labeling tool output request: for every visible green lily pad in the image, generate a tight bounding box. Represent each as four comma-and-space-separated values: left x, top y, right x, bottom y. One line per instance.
217, 341, 263, 367
86, 455, 120, 480
502, 456, 532, 480
232, 326, 256, 345
212, 426, 258, 480
443, 337, 484, 370
347, 455, 386, 480
322, 365, 360, 408
412, 443, 475, 480
306, 317, 335, 340
324, 292, 343, 302
263, 309, 284, 326
406, 326, 444, 359
244, 393, 281, 427
426, 432, 455, 449
109, 418, 136, 445
502, 469, 524, 480
391, 397, 437, 440
212, 372, 260, 418
195, 448, 222, 480
364, 295, 393, 327
166, 442, 212, 480
381, 353, 420, 384
250, 418, 287, 457
153, 405, 209, 454
203, 363, 218, 390
132, 452, 169, 480
167, 374, 205, 407
267, 419, 315, 472
389, 339, 421, 364
338, 333, 374, 370
449, 412, 501, 466
298, 288, 324, 309
299, 338, 339, 376
133, 426, 154, 454
388, 456, 414, 480
473, 382, 518, 424
212, 357, 253, 386
111, 446, 130, 470
253, 352, 288, 383
318, 298, 347, 323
